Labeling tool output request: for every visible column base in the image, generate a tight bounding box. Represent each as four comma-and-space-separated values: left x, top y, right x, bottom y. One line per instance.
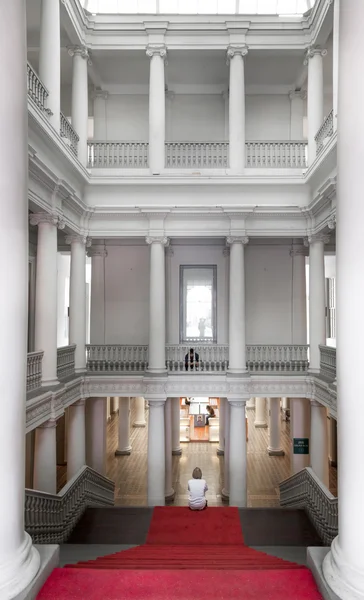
308, 367, 321, 375
254, 421, 268, 428
172, 448, 182, 456
146, 368, 168, 375
217, 448, 225, 456
221, 487, 229, 500
267, 447, 285, 457
165, 488, 175, 503
115, 447, 132, 456
227, 367, 248, 376
15, 544, 59, 600
322, 537, 364, 600
307, 547, 340, 600
246, 405, 255, 410
74, 367, 87, 375
0, 534, 41, 600
41, 377, 59, 387
133, 421, 146, 428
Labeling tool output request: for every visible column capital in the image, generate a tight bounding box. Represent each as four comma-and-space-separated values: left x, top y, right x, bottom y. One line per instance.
290, 244, 308, 257
146, 43, 167, 60
289, 90, 307, 101
29, 212, 65, 230
146, 236, 170, 246
39, 419, 58, 429
223, 246, 230, 257
310, 399, 324, 408
226, 44, 249, 62
67, 45, 92, 65
91, 88, 109, 101
65, 234, 91, 247
147, 398, 166, 408
87, 245, 108, 258
73, 398, 86, 407
305, 232, 331, 245
328, 216, 336, 230
304, 45, 327, 65
228, 399, 246, 408
226, 235, 249, 245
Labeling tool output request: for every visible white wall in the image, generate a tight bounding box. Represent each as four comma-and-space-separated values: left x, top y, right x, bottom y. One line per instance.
104, 245, 150, 343
167, 95, 225, 141
106, 95, 149, 141
246, 95, 291, 140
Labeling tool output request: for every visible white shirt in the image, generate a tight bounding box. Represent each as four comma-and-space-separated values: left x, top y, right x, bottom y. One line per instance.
188, 478, 208, 510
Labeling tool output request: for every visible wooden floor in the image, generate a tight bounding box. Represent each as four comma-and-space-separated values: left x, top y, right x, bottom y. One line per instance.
57, 401, 337, 504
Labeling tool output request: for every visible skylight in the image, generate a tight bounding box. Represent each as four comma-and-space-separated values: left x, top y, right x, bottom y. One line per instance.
82, 0, 316, 16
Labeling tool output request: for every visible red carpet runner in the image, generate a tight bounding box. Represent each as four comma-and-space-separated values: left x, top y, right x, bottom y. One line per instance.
37, 507, 323, 599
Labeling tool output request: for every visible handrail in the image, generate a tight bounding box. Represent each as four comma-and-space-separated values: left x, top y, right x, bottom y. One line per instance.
25, 466, 115, 544
315, 109, 334, 155
27, 62, 51, 115
60, 112, 79, 156
279, 467, 338, 545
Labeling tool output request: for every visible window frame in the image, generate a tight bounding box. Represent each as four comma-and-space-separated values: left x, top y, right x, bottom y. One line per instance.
179, 264, 217, 344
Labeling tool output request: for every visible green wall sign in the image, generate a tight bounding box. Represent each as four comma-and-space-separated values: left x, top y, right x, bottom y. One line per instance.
293, 438, 309, 455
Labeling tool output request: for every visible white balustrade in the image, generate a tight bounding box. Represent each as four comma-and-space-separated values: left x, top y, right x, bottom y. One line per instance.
24, 466, 114, 544
87, 141, 149, 168
57, 344, 76, 379
246, 345, 309, 372
27, 62, 51, 115
315, 109, 334, 155
165, 142, 229, 169
246, 141, 308, 168
86, 344, 149, 372
27, 351, 44, 392
166, 344, 229, 372
279, 467, 338, 546
60, 112, 79, 156
319, 345, 336, 380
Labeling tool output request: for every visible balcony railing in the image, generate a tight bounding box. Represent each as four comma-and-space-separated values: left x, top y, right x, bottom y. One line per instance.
315, 110, 334, 155
246, 141, 307, 168
165, 142, 229, 169
86, 345, 148, 372
57, 344, 76, 380
166, 344, 229, 372
27, 62, 51, 116
87, 141, 149, 168
246, 345, 309, 372
60, 112, 79, 157
319, 345, 336, 380
27, 350, 44, 392
279, 467, 338, 545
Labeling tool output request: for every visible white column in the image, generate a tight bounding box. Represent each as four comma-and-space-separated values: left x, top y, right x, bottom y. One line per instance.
289, 91, 305, 140
67, 399, 86, 480
267, 398, 284, 456
217, 397, 226, 456
222, 400, 230, 499
111, 396, 119, 414
88, 246, 107, 344
115, 397, 131, 455
86, 398, 106, 475
332, 0, 339, 132
147, 399, 166, 506
229, 400, 247, 507
33, 420, 57, 494
227, 236, 248, 373
308, 234, 328, 372
246, 398, 255, 410
146, 237, 168, 373
310, 400, 329, 487
323, 4, 364, 594
39, 0, 60, 131
290, 398, 310, 475
30, 213, 63, 386
305, 46, 327, 165
282, 397, 290, 419
164, 398, 174, 501
68, 46, 90, 167
146, 44, 167, 174
57, 253, 70, 347
290, 243, 307, 344
66, 235, 88, 373
0, 2, 40, 593
133, 396, 146, 427
171, 397, 182, 455
227, 45, 248, 173
92, 89, 108, 139
254, 397, 267, 428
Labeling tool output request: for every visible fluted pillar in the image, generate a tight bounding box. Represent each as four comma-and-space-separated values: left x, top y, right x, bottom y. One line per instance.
0, 3, 40, 593
305, 46, 327, 165
92, 89, 108, 139
227, 236, 248, 373
164, 398, 175, 501
229, 400, 247, 507
133, 396, 146, 427
254, 397, 267, 428
308, 234, 329, 372
68, 45, 90, 167
310, 400, 329, 487
290, 243, 307, 344
88, 245, 107, 344
217, 397, 225, 456
146, 44, 167, 174
66, 234, 88, 373
171, 397, 182, 455
86, 398, 106, 476
146, 236, 168, 373
289, 91, 305, 140
115, 397, 131, 455
222, 400, 230, 499
39, 0, 60, 131
67, 399, 86, 479
268, 398, 284, 456
31, 213, 64, 386
147, 399, 166, 506
33, 420, 57, 494
227, 44, 248, 173
290, 398, 310, 475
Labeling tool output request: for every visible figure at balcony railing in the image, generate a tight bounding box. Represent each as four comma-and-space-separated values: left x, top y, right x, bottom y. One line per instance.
185, 348, 200, 371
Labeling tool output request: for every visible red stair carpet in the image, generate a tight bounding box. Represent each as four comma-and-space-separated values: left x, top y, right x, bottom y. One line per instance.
37, 507, 323, 599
